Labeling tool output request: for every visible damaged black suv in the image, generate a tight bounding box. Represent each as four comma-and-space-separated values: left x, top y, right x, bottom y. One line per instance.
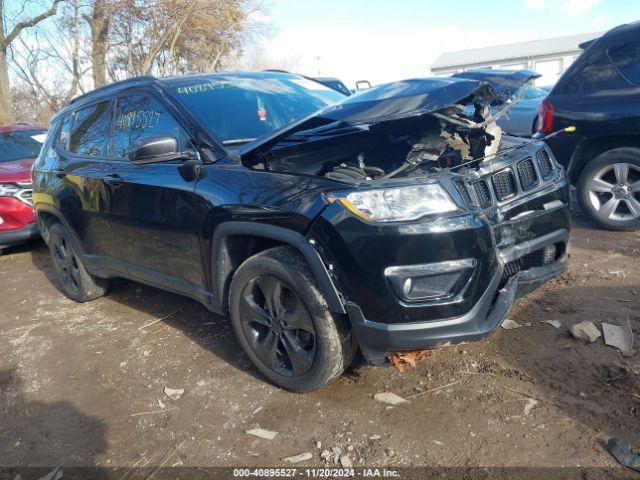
33, 70, 571, 392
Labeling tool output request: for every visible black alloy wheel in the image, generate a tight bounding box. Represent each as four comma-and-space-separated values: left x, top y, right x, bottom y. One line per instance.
239, 275, 316, 377
51, 232, 82, 295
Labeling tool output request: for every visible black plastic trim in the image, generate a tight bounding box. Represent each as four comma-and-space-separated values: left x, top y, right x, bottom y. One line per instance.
211, 222, 346, 314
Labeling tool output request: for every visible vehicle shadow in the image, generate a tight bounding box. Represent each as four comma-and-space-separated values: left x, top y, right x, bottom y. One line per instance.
27, 244, 267, 383
0, 368, 107, 469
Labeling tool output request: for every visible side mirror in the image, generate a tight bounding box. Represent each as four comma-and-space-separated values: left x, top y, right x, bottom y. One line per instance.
128, 135, 186, 164
355, 80, 371, 91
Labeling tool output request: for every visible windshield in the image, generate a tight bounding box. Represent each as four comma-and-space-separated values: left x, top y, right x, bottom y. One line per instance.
170, 74, 346, 146
0, 130, 47, 163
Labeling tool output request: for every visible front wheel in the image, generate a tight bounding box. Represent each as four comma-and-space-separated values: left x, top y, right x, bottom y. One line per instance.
229, 246, 356, 392
576, 148, 640, 231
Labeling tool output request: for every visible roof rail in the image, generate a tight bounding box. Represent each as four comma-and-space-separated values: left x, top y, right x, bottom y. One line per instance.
68, 76, 157, 105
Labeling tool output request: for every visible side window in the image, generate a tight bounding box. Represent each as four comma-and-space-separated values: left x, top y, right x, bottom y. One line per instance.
112, 94, 193, 159
57, 113, 73, 150
69, 101, 111, 156
609, 42, 640, 86
559, 50, 628, 94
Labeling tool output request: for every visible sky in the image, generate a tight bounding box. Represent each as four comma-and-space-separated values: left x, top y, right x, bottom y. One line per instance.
246, 0, 640, 88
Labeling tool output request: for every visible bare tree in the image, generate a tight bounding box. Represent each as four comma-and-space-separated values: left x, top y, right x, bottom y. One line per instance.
0, 0, 65, 124
6, 0, 268, 124
88, 0, 109, 87
108, 0, 266, 79
9, 0, 90, 115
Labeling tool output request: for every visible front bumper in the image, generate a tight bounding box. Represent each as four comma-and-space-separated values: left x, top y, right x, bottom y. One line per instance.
308, 145, 570, 365
346, 247, 566, 365
345, 271, 518, 365
0, 221, 40, 248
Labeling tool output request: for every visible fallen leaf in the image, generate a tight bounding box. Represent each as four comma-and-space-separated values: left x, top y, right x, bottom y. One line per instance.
389, 349, 431, 372
373, 392, 408, 405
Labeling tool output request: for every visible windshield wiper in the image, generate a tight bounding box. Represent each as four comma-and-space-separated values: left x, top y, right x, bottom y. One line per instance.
222, 138, 257, 146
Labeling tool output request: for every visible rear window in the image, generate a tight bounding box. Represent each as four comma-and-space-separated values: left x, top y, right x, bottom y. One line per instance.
0, 129, 47, 163
170, 75, 345, 146
608, 42, 640, 86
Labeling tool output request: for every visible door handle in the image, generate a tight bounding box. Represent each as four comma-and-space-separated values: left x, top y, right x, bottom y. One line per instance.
51, 169, 66, 179
103, 174, 125, 187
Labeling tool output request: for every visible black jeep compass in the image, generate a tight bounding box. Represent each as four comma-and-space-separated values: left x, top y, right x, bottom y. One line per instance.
33, 70, 571, 391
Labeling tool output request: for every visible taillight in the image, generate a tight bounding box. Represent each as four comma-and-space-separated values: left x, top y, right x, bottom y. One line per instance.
537, 98, 554, 133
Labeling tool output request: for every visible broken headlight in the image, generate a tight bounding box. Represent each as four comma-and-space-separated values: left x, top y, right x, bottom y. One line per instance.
329, 183, 458, 222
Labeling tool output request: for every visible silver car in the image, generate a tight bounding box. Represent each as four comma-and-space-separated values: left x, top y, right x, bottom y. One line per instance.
496, 85, 548, 137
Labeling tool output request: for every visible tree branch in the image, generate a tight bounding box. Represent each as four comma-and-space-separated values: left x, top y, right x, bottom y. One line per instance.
3, 0, 65, 49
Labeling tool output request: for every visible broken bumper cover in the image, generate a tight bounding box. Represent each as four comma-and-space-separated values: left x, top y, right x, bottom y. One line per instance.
346, 253, 566, 366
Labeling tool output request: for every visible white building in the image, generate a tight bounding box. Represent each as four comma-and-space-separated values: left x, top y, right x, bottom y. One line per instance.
430, 31, 603, 86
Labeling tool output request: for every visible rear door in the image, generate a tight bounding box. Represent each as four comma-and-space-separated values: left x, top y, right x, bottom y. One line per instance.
105, 91, 207, 295
55, 101, 123, 263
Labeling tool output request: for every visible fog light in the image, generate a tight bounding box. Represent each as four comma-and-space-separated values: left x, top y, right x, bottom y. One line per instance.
385, 259, 476, 302
402, 278, 413, 297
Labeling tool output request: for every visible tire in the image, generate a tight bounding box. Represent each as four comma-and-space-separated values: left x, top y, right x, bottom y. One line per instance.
576, 148, 640, 231
48, 223, 109, 302
229, 246, 356, 392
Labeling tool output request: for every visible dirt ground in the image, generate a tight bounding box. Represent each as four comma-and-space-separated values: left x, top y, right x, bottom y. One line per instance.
1, 205, 639, 475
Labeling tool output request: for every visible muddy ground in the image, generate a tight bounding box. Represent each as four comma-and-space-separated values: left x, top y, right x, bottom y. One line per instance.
1, 206, 639, 475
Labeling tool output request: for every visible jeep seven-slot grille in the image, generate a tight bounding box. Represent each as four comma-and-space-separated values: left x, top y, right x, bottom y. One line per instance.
517, 158, 538, 190
492, 169, 517, 201
473, 180, 492, 208
454, 180, 476, 208
536, 149, 554, 179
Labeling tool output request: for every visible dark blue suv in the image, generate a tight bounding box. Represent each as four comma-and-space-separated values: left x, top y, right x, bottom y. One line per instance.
33, 71, 570, 391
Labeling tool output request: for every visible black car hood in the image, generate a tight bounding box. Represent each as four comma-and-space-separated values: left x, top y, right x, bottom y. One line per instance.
239, 69, 540, 157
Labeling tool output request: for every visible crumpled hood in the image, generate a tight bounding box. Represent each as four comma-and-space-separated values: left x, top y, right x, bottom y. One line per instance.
450, 69, 541, 104
239, 69, 540, 157
0, 158, 34, 183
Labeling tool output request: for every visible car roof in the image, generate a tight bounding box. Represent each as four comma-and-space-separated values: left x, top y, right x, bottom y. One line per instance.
585, 20, 640, 50
54, 71, 306, 121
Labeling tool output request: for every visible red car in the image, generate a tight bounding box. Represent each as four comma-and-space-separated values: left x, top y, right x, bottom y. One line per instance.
0, 124, 47, 254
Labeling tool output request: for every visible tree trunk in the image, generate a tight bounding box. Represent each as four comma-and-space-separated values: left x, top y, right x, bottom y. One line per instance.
0, 0, 13, 124
91, 0, 109, 87
0, 47, 14, 124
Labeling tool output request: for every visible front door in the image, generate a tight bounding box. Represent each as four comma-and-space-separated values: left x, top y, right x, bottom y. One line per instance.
105, 92, 207, 296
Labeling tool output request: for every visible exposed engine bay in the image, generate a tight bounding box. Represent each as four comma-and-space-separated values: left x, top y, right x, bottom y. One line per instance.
241, 70, 538, 184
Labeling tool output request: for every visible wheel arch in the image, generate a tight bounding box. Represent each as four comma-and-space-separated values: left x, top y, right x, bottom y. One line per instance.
568, 136, 640, 184
211, 222, 345, 315
35, 204, 73, 247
